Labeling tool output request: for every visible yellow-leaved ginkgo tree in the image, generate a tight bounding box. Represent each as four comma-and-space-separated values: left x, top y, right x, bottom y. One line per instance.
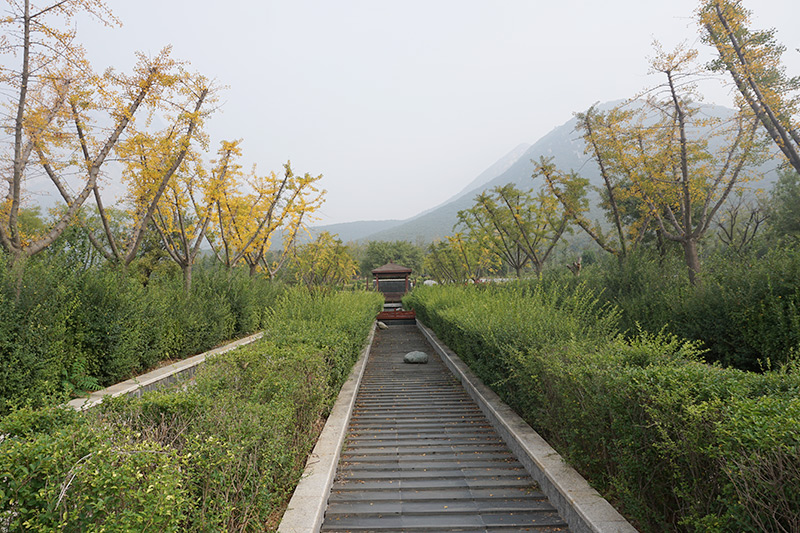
608, 44, 762, 285
458, 184, 569, 278
698, 0, 800, 174
537, 105, 657, 262
151, 151, 212, 292
0, 0, 125, 266
85, 52, 216, 267
424, 233, 498, 284
536, 43, 764, 286
291, 231, 357, 288
205, 143, 325, 274
239, 164, 325, 277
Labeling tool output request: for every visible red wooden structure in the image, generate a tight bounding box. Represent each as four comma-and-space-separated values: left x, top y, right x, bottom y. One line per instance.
372, 262, 416, 322
371, 262, 412, 303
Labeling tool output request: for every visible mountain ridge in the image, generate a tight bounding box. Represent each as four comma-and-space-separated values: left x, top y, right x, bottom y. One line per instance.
308, 101, 782, 245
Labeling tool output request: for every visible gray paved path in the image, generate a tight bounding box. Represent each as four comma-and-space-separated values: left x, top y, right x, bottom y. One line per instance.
320, 324, 570, 532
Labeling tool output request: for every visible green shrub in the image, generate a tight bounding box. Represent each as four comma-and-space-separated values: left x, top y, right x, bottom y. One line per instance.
556, 247, 800, 371
1, 287, 382, 531
0, 405, 79, 437
673, 247, 800, 370
0, 258, 86, 412
0, 415, 188, 532
406, 282, 800, 532
0, 254, 284, 415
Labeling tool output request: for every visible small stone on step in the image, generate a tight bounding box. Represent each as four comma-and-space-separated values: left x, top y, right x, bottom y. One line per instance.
404, 351, 428, 364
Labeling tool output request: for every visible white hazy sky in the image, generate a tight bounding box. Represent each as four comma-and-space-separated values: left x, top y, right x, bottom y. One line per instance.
75, 0, 800, 226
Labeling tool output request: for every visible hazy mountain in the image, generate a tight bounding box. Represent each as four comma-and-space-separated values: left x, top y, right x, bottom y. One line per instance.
457, 143, 532, 196
357, 114, 595, 243
307, 141, 535, 245
311, 101, 783, 245
306, 219, 405, 243
408, 142, 532, 221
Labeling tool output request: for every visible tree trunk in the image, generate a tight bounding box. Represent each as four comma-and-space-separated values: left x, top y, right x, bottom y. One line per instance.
682, 239, 701, 286
11, 252, 27, 301
183, 263, 193, 293
657, 229, 666, 262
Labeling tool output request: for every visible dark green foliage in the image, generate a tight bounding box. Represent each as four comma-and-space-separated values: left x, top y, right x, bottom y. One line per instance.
0, 255, 282, 416
668, 248, 800, 370
0, 405, 79, 437
406, 283, 800, 532
359, 240, 424, 276
767, 167, 800, 244
559, 248, 800, 371
0, 288, 383, 532
0, 413, 187, 532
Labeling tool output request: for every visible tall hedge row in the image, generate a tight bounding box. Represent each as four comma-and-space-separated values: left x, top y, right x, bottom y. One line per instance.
0, 258, 281, 415
0, 288, 383, 532
405, 283, 800, 532
556, 248, 800, 371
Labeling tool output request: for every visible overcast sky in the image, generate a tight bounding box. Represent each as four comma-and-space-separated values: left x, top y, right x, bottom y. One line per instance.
74, 0, 800, 226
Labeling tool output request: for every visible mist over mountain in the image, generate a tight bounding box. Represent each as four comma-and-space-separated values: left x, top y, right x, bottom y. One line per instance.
310, 109, 594, 244
364, 119, 591, 243
310, 101, 783, 245
408, 142, 532, 222
304, 219, 406, 244
304, 141, 538, 244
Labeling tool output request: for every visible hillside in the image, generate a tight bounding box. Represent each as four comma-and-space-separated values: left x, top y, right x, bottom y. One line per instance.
304, 219, 405, 244
332, 113, 596, 243
408, 142, 532, 221
312, 101, 783, 245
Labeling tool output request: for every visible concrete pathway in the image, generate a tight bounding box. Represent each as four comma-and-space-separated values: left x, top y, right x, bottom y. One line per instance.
320, 324, 569, 532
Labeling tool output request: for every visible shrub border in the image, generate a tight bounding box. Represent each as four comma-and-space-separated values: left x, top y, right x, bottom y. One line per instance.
417, 320, 638, 533
66, 332, 264, 411
278, 322, 376, 533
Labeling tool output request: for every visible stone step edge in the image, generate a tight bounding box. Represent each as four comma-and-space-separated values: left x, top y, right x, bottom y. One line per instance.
277, 322, 377, 533
416, 320, 638, 533
66, 331, 264, 411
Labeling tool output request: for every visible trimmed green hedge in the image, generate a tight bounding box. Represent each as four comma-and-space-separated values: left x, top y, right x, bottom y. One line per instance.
0, 259, 282, 415
405, 283, 800, 532
558, 248, 800, 371
0, 288, 383, 532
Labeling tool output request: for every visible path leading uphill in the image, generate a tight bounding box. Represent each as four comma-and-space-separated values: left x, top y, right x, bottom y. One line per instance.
320, 324, 570, 532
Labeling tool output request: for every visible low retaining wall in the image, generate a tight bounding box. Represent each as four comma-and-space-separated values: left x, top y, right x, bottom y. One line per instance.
67, 332, 264, 411
417, 320, 637, 533
278, 323, 376, 533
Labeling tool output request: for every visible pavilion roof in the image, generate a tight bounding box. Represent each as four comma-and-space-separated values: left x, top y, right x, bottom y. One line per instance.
372, 262, 412, 275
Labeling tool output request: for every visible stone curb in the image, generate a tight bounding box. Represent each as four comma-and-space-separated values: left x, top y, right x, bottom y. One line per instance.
277, 322, 377, 533
66, 332, 264, 411
417, 320, 638, 533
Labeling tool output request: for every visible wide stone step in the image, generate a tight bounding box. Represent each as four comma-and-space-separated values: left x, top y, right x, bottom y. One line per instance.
342, 444, 510, 456
331, 477, 539, 491
346, 434, 499, 445
325, 499, 558, 515
340, 453, 519, 465
328, 487, 549, 502
321, 510, 568, 531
